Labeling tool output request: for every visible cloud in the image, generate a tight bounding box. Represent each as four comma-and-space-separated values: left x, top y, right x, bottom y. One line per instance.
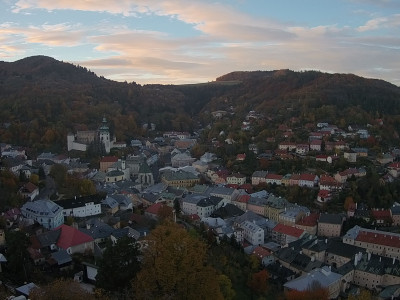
358, 14, 400, 31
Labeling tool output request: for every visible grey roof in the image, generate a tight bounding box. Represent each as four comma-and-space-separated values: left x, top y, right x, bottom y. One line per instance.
51, 249, 72, 265
248, 196, 268, 206
234, 210, 265, 224
80, 220, 114, 239
143, 182, 168, 194
326, 238, 365, 258
356, 253, 400, 276
37, 229, 61, 247
16, 282, 38, 296
107, 170, 124, 177
197, 196, 223, 208
283, 267, 342, 291
211, 203, 245, 219
112, 227, 140, 240
110, 194, 131, 206
391, 205, 400, 215
102, 196, 119, 209
318, 213, 343, 224
141, 193, 161, 204
251, 190, 269, 198
21, 199, 62, 218
209, 186, 237, 196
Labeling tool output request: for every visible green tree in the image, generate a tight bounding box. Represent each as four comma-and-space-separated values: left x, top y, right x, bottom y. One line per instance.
133, 221, 223, 300
49, 163, 67, 188
96, 236, 141, 292
5, 230, 32, 283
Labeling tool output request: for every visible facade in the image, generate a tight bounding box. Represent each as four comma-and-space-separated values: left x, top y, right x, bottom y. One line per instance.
21, 199, 64, 229
55, 224, 94, 255
240, 220, 264, 245
343, 226, 400, 260
161, 170, 199, 188
318, 214, 343, 237
251, 171, 268, 186
226, 173, 246, 185
58, 195, 102, 218
67, 118, 124, 154
283, 267, 342, 299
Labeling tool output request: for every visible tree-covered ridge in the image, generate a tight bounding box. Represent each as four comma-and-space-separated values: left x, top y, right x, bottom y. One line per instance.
1, 56, 400, 153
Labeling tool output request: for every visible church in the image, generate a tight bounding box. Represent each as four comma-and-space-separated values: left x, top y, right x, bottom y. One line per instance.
67, 117, 126, 154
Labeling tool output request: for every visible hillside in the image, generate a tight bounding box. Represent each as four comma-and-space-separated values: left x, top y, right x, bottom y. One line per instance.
0, 56, 400, 153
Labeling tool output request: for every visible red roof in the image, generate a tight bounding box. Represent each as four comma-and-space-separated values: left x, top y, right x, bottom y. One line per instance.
266, 174, 283, 180
145, 202, 164, 215
300, 173, 316, 181
252, 246, 271, 259
273, 223, 304, 238
100, 156, 119, 163
318, 190, 331, 198
389, 162, 400, 169
55, 224, 93, 250
296, 212, 319, 227
356, 230, 400, 248
23, 182, 38, 193
237, 194, 251, 203
371, 209, 392, 220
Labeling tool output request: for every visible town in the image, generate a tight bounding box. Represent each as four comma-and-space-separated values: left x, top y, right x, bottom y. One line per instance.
1, 112, 400, 300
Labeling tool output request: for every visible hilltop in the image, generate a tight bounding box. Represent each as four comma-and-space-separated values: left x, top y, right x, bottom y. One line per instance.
0, 56, 400, 152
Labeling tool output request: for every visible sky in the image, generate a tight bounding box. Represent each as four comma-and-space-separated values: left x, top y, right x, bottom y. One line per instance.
0, 0, 399, 86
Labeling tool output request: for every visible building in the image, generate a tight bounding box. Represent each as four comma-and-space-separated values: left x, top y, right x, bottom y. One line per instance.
343, 226, 400, 260
283, 266, 342, 299
57, 195, 102, 218
318, 214, 343, 237
55, 224, 94, 255
161, 170, 199, 188
240, 220, 264, 245
67, 117, 125, 154
272, 223, 305, 246
21, 199, 64, 229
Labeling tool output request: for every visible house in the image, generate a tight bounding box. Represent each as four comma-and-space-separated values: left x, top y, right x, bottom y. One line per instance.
58, 194, 102, 218
247, 196, 268, 216
319, 175, 342, 191
108, 194, 133, 211
161, 170, 199, 188
279, 205, 310, 226
295, 212, 319, 235
251, 170, 268, 186
101, 195, 120, 214
236, 153, 246, 161
388, 162, 400, 178
296, 144, 309, 155
21, 199, 64, 229
226, 173, 246, 185
171, 151, 196, 167
265, 173, 283, 185
145, 202, 172, 220
310, 139, 322, 151
18, 182, 39, 200
391, 205, 400, 226
105, 170, 125, 183
371, 209, 392, 226
272, 223, 305, 246
318, 214, 343, 237
278, 142, 296, 151
298, 173, 318, 188
317, 190, 332, 203
233, 194, 250, 211
283, 266, 342, 299
209, 186, 240, 204
240, 220, 264, 245
196, 196, 224, 218
252, 246, 275, 266
99, 156, 119, 172
55, 224, 94, 255
344, 151, 357, 163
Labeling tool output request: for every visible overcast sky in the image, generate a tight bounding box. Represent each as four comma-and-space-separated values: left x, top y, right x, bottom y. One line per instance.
1, 0, 399, 85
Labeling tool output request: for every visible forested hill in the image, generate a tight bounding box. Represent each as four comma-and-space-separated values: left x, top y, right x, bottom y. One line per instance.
0, 56, 400, 153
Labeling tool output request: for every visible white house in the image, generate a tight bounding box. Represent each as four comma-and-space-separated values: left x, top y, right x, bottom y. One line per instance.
21, 199, 64, 229
57, 195, 102, 218
240, 220, 264, 245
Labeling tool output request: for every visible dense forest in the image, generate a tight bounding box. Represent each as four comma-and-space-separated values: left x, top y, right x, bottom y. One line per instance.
0, 56, 400, 153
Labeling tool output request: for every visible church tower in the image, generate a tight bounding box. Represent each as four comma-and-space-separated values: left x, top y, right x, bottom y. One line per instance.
99, 117, 111, 154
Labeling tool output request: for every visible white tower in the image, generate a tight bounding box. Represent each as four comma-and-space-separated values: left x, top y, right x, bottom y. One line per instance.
99, 117, 111, 154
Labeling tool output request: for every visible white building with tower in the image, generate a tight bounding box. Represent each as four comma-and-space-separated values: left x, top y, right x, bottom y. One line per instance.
67, 117, 125, 154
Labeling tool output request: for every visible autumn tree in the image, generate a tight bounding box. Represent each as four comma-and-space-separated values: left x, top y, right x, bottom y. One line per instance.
285, 281, 329, 300
348, 289, 372, 300
133, 221, 224, 300
49, 163, 67, 188
247, 269, 269, 295
30, 278, 108, 300
96, 236, 141, 293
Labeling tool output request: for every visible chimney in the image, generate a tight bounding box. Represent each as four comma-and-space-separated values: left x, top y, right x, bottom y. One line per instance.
367, 251, 371, 261
393, 257, 396, 265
